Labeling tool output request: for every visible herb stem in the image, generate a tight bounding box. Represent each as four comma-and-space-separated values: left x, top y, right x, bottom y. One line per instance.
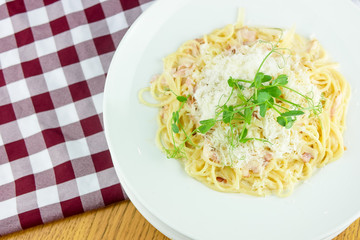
268, 102, 282, 115
236, 79, 253, 84
276, 97, 303, 108
273, 103, 289, 111
281, 86, 311, 100
234, 103, 258, 113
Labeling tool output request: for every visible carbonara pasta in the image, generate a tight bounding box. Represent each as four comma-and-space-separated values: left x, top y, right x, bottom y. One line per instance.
139, 13, 350, 196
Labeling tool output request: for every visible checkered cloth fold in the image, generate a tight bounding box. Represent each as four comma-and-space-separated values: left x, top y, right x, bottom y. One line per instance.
0, 0, 153, 236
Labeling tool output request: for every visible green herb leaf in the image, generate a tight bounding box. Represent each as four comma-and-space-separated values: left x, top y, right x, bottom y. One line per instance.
198, 118, 216, 134
172, 111, 179, 123
262, 75, 272, 83
176, 96, 188, 102
276, 116, 287, 127
256, 91, 272, 103
171, 123, 179, 133
228, 77, 244, 90
277, 116, 295, 129
265, 86, 282, 98
222, 106, 234, 124
254, 72, 265, 88
239, 138, 250, 143
244, 107, 252, 124
259, 103, 267, 117
199, 118, 217, 125
267, 97, 275, 105
239, 127, 248, 142
272, 74, 288, 86
227, 77, 236, 88
285, 120, 294, 129
280, 110, 304, 117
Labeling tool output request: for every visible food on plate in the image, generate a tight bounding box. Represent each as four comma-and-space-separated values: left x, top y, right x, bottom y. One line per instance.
139, 12, 350, 196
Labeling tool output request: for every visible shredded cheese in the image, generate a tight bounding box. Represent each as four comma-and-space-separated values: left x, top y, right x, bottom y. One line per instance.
191, 42, 322, 171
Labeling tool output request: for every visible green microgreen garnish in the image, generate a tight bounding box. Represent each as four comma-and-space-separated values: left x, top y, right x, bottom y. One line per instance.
163, 32, 322, 160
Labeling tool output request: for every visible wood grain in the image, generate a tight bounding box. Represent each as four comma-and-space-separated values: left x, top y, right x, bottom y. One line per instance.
1, 201, 358, 240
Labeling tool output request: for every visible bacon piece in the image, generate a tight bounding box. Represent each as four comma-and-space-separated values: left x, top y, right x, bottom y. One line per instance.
216, 177, 227, 183
252, 110, 260, 120
187, 95, 195, 105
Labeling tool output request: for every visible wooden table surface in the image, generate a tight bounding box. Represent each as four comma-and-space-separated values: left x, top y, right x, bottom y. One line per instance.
1, 200, 359, 240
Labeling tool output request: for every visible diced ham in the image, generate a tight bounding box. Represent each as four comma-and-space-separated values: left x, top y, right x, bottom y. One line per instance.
264, 152, 273, 162
173, 64, 194, 78
308, 39, 319, 54
247, 160, 261, 174
195, 38, 205, 44
185, 78, 193, 87
202, 140, 220, 163
160, 105, 169, 119
160, 76, 167, 85
237, 27, 257, 45
301, 152, 313, 163
331, 92, 342, 118
150, 74, 159, 83
242, 169, 250, 178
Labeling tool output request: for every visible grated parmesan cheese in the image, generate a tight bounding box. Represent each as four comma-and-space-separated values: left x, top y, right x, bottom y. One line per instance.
191, 42, 322, 172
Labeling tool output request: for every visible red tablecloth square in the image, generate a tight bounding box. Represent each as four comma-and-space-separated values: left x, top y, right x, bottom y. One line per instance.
15, 175, 36, 196
50, 16, 70, 36
42, 127, 65, 148
57, 46, 79, 67
15, 28, 35, 48
5, 139, 29, 162
69, 81, 92, 102
21, 58, 43, 78
18, 209, 43, 229
53, 161, 76, 184
84, 4, 106, 23
32, 92, 55, 113
6, 0, 26, 17
93, 35, 116, 55
0, 104, 16, 124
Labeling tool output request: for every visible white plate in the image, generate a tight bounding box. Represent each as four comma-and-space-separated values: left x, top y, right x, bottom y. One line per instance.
103, 0, 360, 239
120, 173, 192, 240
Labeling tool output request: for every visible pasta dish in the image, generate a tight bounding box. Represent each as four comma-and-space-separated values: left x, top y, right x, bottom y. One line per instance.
139, 12, 350, 196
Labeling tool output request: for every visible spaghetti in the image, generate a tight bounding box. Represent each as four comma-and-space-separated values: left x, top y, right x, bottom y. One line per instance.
139, 14, 350, 196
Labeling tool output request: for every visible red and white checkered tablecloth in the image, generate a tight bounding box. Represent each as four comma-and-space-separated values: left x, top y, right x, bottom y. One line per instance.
0, 0, 153, 236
